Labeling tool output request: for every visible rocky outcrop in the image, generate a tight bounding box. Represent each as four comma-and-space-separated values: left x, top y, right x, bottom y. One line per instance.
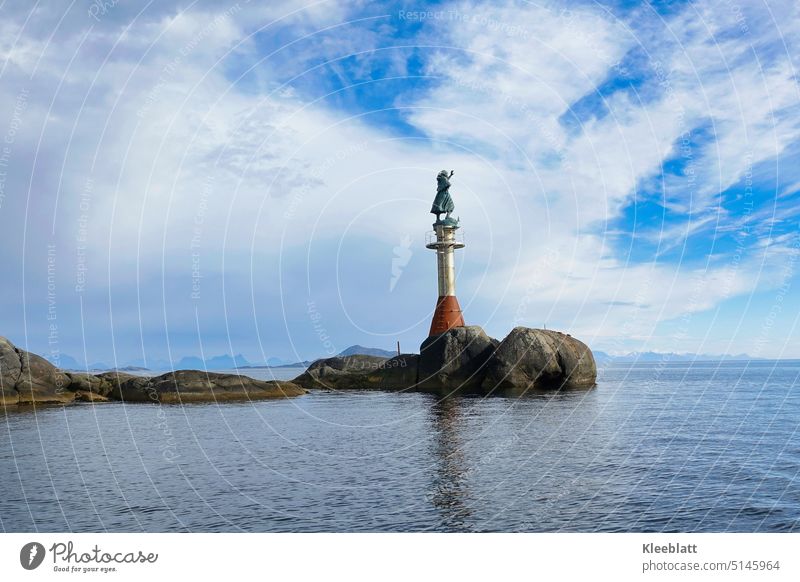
1, 337, 73, 404
295, 326, 596, 395
0, 335, 306, 406
1, 325, 597, 405
481, 327, 596, 392
373, 354, 419, 390
63, 372, 116, 396
293, 354, 387, 390
417, 326, 498, 392
105, 370, 305, 403
0, 337, 23, 405
293, 354, 419, 391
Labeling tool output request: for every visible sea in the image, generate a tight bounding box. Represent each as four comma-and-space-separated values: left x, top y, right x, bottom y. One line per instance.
1, 360, 798, 532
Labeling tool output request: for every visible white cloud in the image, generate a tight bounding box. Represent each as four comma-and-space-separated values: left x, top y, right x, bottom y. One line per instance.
398, 0, 800, 355
1, 0, 798, 358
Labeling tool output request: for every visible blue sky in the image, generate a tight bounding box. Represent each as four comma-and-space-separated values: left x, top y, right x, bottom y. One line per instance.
0, 0, 798, 366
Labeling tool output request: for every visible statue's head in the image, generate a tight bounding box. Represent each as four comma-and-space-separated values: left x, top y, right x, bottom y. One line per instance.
437, 170, 448, 177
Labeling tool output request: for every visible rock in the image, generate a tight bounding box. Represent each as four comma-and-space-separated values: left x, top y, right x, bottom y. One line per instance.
72, 391, 110, 403
295, 326, 597, 395
0, 337, 21, 405
293, 354, 389, 390
1, 335, 307, 406
99, 371, 151, 401
294, 353, 422, 391
367, 354, 419, 390
1, 336, 73, 404
0, 337, 22, 383
64, 372, 116, 396
417, 326, 499, 392
106, 370, 306, 403
481, 327, 596, 392
16, 351, 74, 404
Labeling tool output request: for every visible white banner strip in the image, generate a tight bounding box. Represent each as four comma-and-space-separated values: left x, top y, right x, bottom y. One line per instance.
1, 533, 797, 581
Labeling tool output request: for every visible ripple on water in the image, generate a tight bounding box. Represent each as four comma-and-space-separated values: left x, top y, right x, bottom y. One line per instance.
0, 362, 798, 532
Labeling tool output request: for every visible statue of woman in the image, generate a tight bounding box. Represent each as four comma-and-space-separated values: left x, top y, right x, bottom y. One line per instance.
431, 170, 455, 222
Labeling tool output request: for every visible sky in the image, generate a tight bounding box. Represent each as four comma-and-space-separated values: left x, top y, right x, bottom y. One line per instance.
0, 0, 798, 366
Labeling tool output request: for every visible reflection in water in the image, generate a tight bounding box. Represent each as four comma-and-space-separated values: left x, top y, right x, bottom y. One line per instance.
2, 362, 798, 532
427, 396, 472, 531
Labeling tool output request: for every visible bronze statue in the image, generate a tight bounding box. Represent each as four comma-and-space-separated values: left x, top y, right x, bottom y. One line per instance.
431, 170, 455, 223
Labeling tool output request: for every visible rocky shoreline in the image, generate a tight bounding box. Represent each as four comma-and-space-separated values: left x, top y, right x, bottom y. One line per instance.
0, 337, 305, 406
1, 326, 596, 406
294, 326, 597, 395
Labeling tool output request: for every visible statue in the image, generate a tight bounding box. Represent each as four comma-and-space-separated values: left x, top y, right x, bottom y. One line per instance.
431, 170, 456, 224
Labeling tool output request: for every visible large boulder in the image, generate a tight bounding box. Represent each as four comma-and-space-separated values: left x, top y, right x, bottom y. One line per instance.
16, 351, 73, 404
481, 327, 596, 392
293, 353, 421, 391
368, 354, 419, 390
0, 337, 22, 405
293, 354, 389, 390
417, 326, 499, 393
1, 336, 73, 404
97, 371, 151, 401
64, 372, 116, 396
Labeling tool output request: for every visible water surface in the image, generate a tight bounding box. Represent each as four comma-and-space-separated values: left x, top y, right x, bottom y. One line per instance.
1, 361, 798, 532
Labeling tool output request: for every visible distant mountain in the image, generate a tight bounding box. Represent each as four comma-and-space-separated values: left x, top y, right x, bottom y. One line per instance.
126, 357, 172, 371
174, 354, 251, 370
45, 354, 149, 372
73, 353, 257, 372
38, 347, 771, 374
594, 350, 762, 363
276, 361, 312, 368
174, 356, 204, 369
266, 356, 289, 367
44, 353, 84, 370
337, 345, 397, 358
239, 360, 312, 369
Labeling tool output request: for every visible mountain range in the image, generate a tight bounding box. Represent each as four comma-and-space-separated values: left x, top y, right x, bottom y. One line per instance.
46, 345, 398, 371
337, 345, 397, 358
593, 351, 761, 363
46, 346, 768, 372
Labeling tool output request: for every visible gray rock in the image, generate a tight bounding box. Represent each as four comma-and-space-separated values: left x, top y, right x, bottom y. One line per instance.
481, 327, 596, 392
1, 336, 73, 404
294, 353, 421, 391
417, 326, 499, 392
104, 370, 306, 403
0, 337, 22, 405
366, 354, 419, 390
72, 391, 110, 403
293, 354, 389, 390
295, 326, 597, 395
64, 372, 115, 396
1, 335, 307, 406
16, 351, 73, 404
98, 371, 151, 401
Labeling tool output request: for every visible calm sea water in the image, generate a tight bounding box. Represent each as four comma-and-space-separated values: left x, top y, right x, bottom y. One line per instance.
1, 361, 798, 532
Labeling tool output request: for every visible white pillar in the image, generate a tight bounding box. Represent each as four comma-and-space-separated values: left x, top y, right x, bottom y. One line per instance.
429, 224, 464, 297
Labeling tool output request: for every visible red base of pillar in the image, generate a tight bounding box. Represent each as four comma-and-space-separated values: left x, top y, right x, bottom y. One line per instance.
429, 295, 465, 336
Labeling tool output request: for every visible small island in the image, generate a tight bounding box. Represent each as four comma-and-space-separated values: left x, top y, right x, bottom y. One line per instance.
0, 335, 305, 406
1, 326, 595, 406
294, 325, 596, 395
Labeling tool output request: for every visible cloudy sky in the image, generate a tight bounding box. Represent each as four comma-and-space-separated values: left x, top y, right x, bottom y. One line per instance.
0, 0, 798, 366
